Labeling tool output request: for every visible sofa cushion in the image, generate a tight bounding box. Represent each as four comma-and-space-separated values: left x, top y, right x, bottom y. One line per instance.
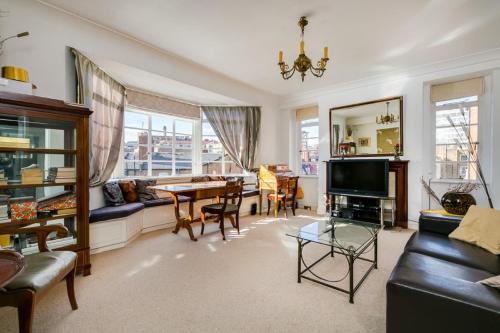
449, 205, 500, 255
89, 202, 145, 223
119, 180, 139, 203
103, 181, 126, 206
405, 231, 500, 275
135, 179, 159, 202
4, 251, 76, 292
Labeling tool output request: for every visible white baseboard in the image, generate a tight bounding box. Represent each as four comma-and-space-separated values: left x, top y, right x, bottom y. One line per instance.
408, 220, 419, 230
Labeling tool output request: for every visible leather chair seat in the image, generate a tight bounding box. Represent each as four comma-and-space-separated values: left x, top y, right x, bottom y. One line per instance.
201, 203, 238, 214
4, 251, 77, 293
404, 231, 500, 275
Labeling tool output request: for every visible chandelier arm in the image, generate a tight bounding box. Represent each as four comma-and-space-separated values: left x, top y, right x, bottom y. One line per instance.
309, 62, 326, 78
282, 66, 296, 80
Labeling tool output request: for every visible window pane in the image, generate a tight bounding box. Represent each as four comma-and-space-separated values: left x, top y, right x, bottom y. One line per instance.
202, 161, 223, 174
176, 134, 192, 149
124, 161, 148, 176
301, 138, 319, 150
151, 131, 173, 149
124, 128, 149, 145
202, 136, 223, 154
301, 125, 318, 138
125, 111, 148, 129
151, 115, 173, 132
202, 121, 216, 136
301, 162, 318, 175
151, 161, 172, 176
175, 119, 192, 135
224, 162, 243, 174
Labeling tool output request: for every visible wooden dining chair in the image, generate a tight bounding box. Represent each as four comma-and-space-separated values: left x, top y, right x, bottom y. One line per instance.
0, 224, 78, 333
267, 176, 299, 218
200, 180, 244, 240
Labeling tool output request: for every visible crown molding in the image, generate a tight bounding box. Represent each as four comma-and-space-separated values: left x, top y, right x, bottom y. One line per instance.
279, 47, 500, 109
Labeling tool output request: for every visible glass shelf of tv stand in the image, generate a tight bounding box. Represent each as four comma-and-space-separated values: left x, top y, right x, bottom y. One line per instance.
332, 194, 396, 228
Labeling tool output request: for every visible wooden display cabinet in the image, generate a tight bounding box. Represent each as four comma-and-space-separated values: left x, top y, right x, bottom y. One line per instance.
0, 92, 92, 275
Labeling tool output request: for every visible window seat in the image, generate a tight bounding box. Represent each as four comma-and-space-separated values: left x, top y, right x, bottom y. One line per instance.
89, 188, 259, 254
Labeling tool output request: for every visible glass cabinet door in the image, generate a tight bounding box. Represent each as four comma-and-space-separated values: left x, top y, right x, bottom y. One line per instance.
0, 113, 78, 253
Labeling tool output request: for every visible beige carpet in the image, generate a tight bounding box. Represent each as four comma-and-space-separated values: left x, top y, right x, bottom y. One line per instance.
0, 210, 414, 333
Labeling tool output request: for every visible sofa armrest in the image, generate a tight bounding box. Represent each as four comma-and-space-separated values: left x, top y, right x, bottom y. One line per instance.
419, 212, 462, 235
387, 266, 500, 333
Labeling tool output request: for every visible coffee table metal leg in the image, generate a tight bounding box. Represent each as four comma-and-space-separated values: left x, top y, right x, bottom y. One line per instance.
297, 239, 302, 283
348, 249, 354, 304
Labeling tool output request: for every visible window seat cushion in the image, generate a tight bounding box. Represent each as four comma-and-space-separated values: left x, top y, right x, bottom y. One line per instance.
142, 196, 191, 208
90, 202, 145, 223
242, 189, 260, 198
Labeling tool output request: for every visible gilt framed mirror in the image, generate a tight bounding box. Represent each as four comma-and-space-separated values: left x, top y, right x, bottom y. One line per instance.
329, 96, 403, 157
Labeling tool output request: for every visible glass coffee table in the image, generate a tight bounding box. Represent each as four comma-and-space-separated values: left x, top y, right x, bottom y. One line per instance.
286, 217, 380, 303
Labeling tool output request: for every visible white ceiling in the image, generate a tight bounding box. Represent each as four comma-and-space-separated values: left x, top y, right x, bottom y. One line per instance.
43, 0, 500, 96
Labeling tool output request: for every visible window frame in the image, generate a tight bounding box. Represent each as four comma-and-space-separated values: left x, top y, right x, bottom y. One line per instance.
122, 107, 195, 177
432, 96, 480, 181
297, 117, 319, 176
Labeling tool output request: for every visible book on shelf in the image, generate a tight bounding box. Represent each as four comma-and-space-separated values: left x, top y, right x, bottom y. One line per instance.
55, 207, 77, 216
0, 169, 7, 185
37, 190, 76, 211
47, 167, 76, 183
21, 165, 43, 184
0, 136, 30, 148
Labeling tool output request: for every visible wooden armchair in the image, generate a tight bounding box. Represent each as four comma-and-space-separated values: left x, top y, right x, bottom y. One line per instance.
267, 176, 299, 218
200, 180, 244, 240
0, 224, 78, 333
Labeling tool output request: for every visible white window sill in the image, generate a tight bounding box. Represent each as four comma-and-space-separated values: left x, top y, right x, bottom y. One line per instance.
430, 178, 490, 186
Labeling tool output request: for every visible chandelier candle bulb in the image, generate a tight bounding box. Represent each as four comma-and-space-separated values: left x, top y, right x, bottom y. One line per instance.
300, 40, 304, 54
279, 50, 283, 63
324, 47, 328, 58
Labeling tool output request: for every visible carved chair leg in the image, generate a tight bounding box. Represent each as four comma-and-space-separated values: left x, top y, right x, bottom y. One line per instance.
236, 213, 240, 234
267, 199, 271, 215
291, 200, 296, 216
200, 212, 206, 235
219, 214, 226, 240
65, 265, 78, 310
17, 290, 35, 333
283, 198, 288, 218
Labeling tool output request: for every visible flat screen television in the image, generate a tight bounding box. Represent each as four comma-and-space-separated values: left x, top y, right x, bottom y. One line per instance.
327, 159, 389, 197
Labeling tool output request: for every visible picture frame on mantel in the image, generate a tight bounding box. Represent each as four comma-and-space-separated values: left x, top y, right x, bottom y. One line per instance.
329, 96, 404, 158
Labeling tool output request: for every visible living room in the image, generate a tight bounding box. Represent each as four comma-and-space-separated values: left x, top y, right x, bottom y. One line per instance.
0, 1, 499, 332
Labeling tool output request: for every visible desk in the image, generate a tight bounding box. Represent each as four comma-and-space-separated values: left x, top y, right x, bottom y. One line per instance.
0, 250, 24, 288
151, 182, 227, 241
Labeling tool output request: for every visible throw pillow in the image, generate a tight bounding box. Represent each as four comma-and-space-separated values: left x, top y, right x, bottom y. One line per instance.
103, 181, 126, 206
449, 205, 500, 254
191, 176, 211, 183
135, 179, 159, 202
119, 180, 139, 203
478, 275, 500, 289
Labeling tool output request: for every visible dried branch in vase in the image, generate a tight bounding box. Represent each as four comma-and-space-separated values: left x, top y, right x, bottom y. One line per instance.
446, 111, 494, 208
447, 182, 481, 194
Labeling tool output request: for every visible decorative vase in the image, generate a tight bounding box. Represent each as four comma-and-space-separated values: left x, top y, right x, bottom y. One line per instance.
441, 192, 476, 215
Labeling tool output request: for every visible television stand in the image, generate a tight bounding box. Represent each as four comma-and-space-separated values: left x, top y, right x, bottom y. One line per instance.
330, 194, 395, 228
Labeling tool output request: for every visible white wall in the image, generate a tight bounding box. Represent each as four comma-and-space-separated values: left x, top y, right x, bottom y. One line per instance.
0, 0, 283, 209
280, 49, 500, 223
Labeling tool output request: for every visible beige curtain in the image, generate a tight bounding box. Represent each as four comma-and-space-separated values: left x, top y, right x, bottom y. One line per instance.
201, 106, 260, 171
71, 48, 125, 187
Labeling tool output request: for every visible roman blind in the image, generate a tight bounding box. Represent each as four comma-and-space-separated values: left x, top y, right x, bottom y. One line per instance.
126, 89, 201, 119
431, 77, 484, 102
296, 106, 318, 121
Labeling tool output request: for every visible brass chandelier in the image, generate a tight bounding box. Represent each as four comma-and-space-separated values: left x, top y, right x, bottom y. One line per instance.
278, 16, 329, 82
376, 101, 399, 124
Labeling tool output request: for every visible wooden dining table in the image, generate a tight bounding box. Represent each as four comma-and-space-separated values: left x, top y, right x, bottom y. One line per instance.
151, 181, 229, 241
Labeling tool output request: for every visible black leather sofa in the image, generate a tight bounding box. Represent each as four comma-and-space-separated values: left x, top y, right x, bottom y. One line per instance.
386, 214, 500, 333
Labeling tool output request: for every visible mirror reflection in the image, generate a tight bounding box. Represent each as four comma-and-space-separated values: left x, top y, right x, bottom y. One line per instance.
330, 97, 403, 157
